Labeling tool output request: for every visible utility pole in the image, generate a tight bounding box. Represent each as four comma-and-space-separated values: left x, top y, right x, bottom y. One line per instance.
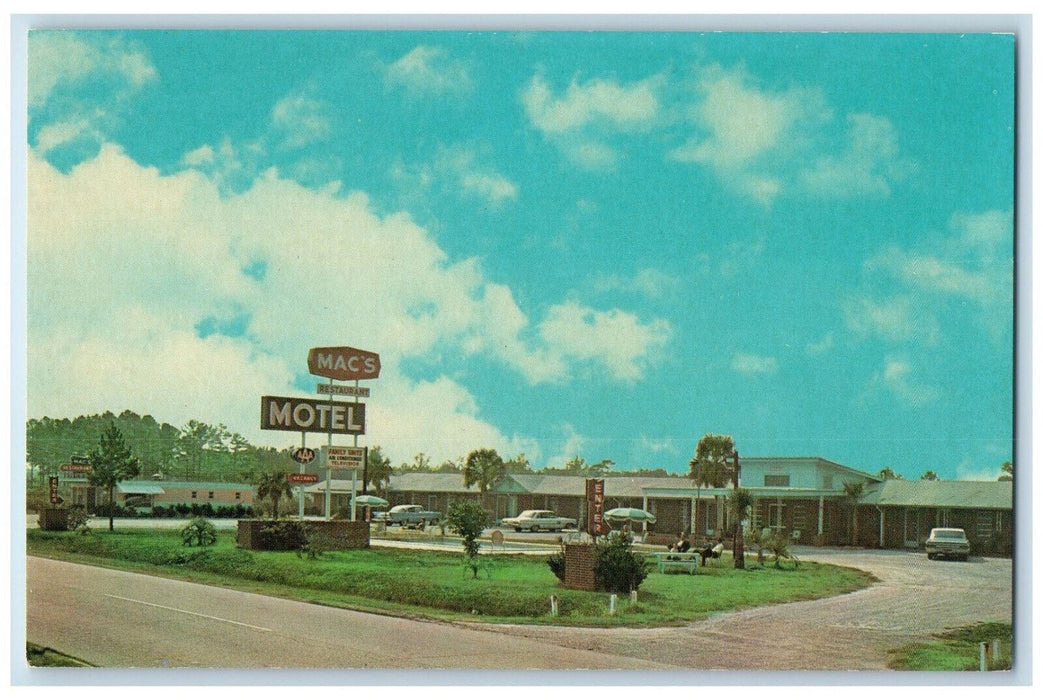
732, 450, 745, 569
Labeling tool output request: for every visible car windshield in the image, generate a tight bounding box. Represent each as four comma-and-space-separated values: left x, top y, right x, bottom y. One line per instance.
933, 530, 966, 539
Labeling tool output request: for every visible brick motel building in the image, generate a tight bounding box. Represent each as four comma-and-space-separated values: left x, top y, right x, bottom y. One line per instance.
311, 456, 1012, 554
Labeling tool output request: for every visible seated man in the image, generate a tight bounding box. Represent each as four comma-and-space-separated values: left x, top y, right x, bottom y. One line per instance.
667, 532, 691, 559
700, 537, 725, 566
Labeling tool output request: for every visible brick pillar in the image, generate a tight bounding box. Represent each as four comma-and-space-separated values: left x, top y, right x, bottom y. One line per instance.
563, 543, 597, 591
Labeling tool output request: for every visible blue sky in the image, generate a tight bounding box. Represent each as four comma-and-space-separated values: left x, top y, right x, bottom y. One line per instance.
25, 30, 1015, 480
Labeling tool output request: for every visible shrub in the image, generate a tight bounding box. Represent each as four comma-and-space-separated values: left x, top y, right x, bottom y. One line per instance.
446, 501, 489, 579
66, 506, 91, 535
259, 520, 310, 551
593, 529, 650, 593
546, 538, 567, 581
180, 517, 217, 547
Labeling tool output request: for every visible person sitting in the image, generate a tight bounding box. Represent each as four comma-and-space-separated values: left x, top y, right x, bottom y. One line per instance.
700, 537, 725, 566
667, 532, 691, 559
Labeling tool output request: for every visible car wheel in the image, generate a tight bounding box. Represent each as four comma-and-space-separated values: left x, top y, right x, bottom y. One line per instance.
513, 527, 521, 532
419, 519, 427, 530
927, 553, 935, 560
531, 525, 540, 532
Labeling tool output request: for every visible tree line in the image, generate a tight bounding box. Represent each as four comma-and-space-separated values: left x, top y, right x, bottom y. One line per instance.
26, 411, 673, 490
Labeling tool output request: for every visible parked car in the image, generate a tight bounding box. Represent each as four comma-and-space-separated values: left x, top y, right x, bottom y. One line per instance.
377, 504, 441, 528
925, 527, 971, 560
501, 510, 577, 532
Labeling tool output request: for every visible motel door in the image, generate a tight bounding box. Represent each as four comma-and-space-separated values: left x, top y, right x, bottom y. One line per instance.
768, 503, 785, 532
903, 508, 925, 547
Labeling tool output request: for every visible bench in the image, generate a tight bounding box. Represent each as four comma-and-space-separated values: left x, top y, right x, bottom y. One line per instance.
654, 551, 700, 574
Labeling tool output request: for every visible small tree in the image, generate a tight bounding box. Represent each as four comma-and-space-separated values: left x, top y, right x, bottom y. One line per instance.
446, 500, 488, 579
920, 470, 940, 481
877, 467, 902, 480
87, 423, 141, 532
998, 461, 1013, 482
463, 448, 505, 507
593, 529, 650, 593
180, 517, 217, 547
255, 471, 293, 519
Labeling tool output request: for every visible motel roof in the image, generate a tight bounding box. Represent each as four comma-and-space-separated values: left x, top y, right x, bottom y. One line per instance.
862, 479, 1012, 510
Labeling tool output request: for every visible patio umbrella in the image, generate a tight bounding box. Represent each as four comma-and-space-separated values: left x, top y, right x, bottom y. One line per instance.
604, 507, 656, 524
352, 494, 389, 507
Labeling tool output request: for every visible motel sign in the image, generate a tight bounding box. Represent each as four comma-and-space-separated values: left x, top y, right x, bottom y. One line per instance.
261, 395, 366, 435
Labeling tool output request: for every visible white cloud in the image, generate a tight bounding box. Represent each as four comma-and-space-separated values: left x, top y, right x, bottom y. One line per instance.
842, 295, 940, 345
806, 332, 835, 356
270, 92, 331, 150
638, 435, 677, 456
670, 64, 910, 204
593, 268, 680, 299
877, 356, 939, 407
391, 146, 519, 208
28, 33, 158, 156
29, 32, 157, 109
731, 352, 778, 375
801, 113, 912, 197
27, 144, 669, 459
383, 45, 472, 97
537, 302, 673, 382
522, 72, 662, 171
544, 423, 589, 470
522, 73, 660, 133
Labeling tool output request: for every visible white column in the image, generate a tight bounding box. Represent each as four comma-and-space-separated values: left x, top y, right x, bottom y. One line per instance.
817, 496, 824, 537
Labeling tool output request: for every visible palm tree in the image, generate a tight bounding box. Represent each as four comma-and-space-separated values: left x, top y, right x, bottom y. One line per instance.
689, 434, 734, 536
842, 481, 866, 546
366, 446, 393, 496
255, 471, 292, 519
728, 487, 756, 569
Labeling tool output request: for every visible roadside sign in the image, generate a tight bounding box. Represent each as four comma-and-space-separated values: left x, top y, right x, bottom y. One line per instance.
317, 383, 370, 397
308, 346, 381, 381
49, 476, 60, 504
60, 463, 92, 473
287, 473, 320, 485
292, 447, 316, 464
322, 445, 367, 469
261, 395, 365, 435
70, 455, 90, 465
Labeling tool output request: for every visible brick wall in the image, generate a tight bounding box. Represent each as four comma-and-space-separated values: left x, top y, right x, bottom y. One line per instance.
563, 543, 597, 591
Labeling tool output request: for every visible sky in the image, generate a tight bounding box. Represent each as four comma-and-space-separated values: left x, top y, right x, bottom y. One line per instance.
23, 29, 1015, 480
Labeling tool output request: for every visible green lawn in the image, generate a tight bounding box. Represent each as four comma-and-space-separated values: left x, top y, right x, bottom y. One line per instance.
888, 622, 1013, 671
27, 528, 875, 627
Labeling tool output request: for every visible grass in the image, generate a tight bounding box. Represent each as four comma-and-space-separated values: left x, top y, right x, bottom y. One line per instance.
27, 528, 875, 627
887, 622, 1013, 671
26, 643, 94, 667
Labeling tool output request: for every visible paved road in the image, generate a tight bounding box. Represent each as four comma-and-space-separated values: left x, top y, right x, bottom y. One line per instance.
464, 548, 1014, 670
25, 556, 675, 670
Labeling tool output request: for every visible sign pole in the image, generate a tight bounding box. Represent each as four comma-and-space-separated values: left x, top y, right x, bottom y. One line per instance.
352, 379, 360, 522
324, 381, 334, 520
298, 431, 306, 521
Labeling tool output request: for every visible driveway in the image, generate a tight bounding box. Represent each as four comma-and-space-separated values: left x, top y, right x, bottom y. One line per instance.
459, 547, 1014, 670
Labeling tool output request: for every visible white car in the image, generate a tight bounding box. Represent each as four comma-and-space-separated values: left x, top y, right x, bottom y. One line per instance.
502, 510, 577, 532
925, 527, 971, 561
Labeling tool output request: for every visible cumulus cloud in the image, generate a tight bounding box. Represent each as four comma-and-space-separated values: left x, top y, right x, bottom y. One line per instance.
731, 352, 778, 375
801, 113, 913, 197
842, 295, 941, 345
876, 356, 940, 407
522, 72, 662, 171
383, 45, 472, 97
670, 63, 910, 204
390, 145, 519, 208
28, 32, 158, 159
593, 268, 680, 299
27, 144, 668, 461
537, 302, 673, 383
270, 91, 332, 150
805, 332, 835, 356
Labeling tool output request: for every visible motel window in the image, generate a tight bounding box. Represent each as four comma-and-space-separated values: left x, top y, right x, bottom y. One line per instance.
822, 475, 833, 490
191, 491, 197, 499
208, 491, 215, 499
235, 492, 241, 500
764, 474, 790, 487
